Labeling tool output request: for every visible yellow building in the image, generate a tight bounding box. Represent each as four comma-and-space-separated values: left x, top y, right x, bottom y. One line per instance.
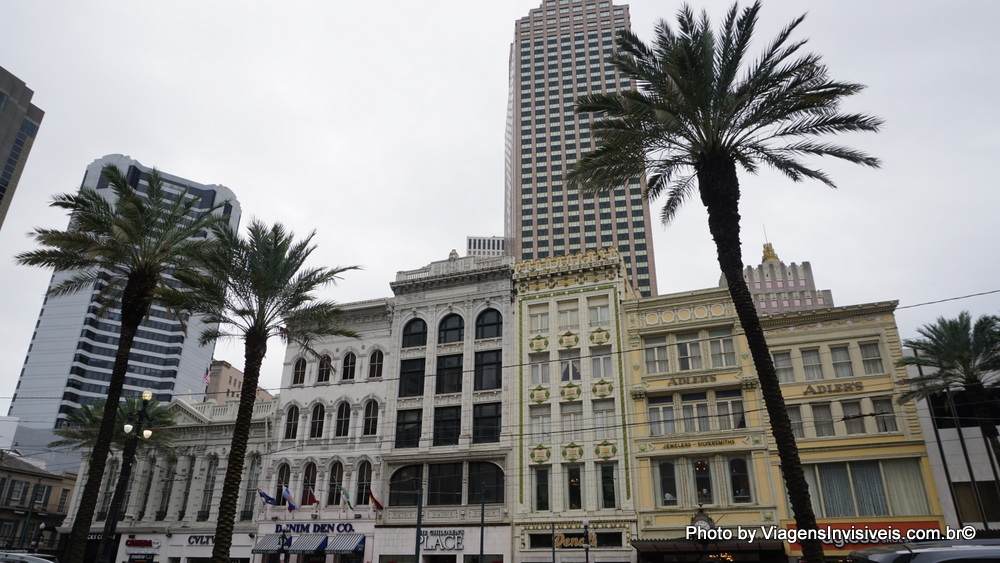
624, 290, 945, 561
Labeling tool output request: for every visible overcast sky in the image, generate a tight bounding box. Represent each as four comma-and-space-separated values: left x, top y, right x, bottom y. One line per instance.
2, 1, 998, 414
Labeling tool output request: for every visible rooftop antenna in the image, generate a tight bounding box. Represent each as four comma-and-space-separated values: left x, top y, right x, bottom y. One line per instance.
763, 224, 769, 245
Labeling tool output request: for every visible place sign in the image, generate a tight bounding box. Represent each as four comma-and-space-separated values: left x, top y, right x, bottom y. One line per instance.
802, 381, 864, 395
420, 529, 464, 551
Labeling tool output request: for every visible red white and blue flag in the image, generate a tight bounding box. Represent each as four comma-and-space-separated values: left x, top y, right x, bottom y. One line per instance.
282, 487, 297, 511
204, 366, 211, 387
257, 488, 277, 505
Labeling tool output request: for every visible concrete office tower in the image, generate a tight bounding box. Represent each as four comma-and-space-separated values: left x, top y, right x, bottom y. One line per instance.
724, 242, 835, 316
466, 235, 506, 257
0, 66, 44, 232
8, 154, 241, 472
504, 0, 657, 296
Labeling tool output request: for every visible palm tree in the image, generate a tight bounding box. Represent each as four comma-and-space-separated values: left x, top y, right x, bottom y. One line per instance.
566, 3, 881, 561
172, 220, 358, 563
898, 312, 1000, 463
49, 397, 177, 454
16, 165, 230, 563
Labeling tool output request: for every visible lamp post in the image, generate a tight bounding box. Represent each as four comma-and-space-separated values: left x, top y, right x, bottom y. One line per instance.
582, 519, 590, 563
96, 390, 154, 563
31, 522, 46, 552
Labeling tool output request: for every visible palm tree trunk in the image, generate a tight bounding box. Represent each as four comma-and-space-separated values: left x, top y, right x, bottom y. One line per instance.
698, 158, 824, 563
211, 331, 268, 563
64, 275, 155, 563
966, 381, 1000, 475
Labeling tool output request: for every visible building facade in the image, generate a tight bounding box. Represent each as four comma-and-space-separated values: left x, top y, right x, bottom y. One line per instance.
466, 237, 506, 258
8, 154, 241, 472
503, 0, 657, 297
511, 249, 638, 562
725, 243, 835, 317
0, 65, 44, 232
206, 360, 274, 405
0, 453, 76, 558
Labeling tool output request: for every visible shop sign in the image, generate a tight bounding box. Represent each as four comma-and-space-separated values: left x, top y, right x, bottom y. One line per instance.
667, 374, 716, 387
554, 532, 595, 548
188, 535, 215, 545
274, 522, 355, 534
803, 381, 864, 395
125, 539, 160, 548
420, 529, 464, 550
663, 438, 738, 450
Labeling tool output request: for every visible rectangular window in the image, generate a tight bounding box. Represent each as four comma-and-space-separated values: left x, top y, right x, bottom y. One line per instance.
648, 396, 675, 436
693, 458, 714, 504
560, 349, 581, 381
591, 346, 612, 380
395, 409, 422, 448
593, 399, 615, 439
530, 308, 550, 333
872, 398, 898, 432
831, 346, 854, 378
530, 353, 550, 384
729, 456, 753, 503
558, 301, 579, 330
709, 329, 736, 367
802, 349, 824, 380
433, 406, 461, 446
436, 354, 463, 394
588, 301, 610, 328
530, 404, 552, 442
787, 406, 805, 439
566, 465, 583, 509
860, 342, 884, 374
813, 403, 835, 437
954, 481, 1000, 523
681, 393, 709, 432
561, 402, 583, 441
473, 403, 502, 443
715, 389, 746, 430
474, 350, 502, 390
399, 359, 425, 397
774, 352, 794, 382
534, 466, 550, 511
677, 333, 702, 371
645, 337, 669, 374
428, 463, 463, 505
842, 401, 865, 434
598, 462, 617, 508
658, 461, 678, 506
804, 458, 929, 518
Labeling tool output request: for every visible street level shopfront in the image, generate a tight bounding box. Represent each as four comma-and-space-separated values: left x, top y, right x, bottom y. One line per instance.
251, 520, 371, 563
375, 524, 509, 563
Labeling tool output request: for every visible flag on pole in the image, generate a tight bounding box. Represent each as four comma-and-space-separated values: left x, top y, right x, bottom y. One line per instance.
368, 490, 384, 510
305, 488, 318, 505
339, 485, 354, 510
282, 487, 297, 511
204, 366, 212, 387
257, 488, 277, 505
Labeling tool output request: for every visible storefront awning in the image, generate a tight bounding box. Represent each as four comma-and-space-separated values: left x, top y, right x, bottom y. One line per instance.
251, 534, 290, 554
326, 533, 365, 554
288, 534, 329, 553
632, 538, 784, 553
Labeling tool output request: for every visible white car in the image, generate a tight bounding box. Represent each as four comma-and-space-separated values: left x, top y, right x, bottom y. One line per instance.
0, 553, 60, 563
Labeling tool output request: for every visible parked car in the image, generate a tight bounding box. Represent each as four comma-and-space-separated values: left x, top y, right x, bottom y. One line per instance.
0, 553, 60, 563
850, 539, 1000, 562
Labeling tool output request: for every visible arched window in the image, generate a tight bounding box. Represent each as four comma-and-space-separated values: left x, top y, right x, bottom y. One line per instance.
390, 465, 423, 506
276, 464, 291, 505
241, 455, 261, 520
369, 350, 384, 378
292, 358, 307, 385
730, 457, 752, 503
342, 353, 357, 380
327, 462, 343, 505
469, 462, 505, 504
356, 461, 372, 506
402, 319, 427, 348
438, 314, 464, 344
302, 463, 318, 506
363, 400, 379, 435
198, 456, 218, 520
310, 404, 325, 438
336, 403, 351, 437
317, 355, 332, 383
475, 309, 503, 339
284, 406, 299, 440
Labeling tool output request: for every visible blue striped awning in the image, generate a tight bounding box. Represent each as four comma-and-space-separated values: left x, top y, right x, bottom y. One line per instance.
288, 534, 328, 553
325, 533, 365, 554
251, 534, 290, 554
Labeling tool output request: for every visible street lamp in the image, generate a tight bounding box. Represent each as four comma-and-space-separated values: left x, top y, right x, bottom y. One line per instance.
582, 519, 590, 563
96, 390, 154, 563
31, 522, 46, 552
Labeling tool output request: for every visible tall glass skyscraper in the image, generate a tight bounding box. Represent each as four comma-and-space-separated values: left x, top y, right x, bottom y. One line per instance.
8, 154, 240, 472
504, 0, 656, 296
0, 65, 44, 233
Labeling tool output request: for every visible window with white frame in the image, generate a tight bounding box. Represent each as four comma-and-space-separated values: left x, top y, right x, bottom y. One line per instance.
773, 351, 794, 383
787, 406, 805, 439
872, 398, 899, 432
681, 392, 710, 432
593, 399, 615, 439
715, 389, 746, 430
530, 404, 552, 442
529, 306, 550, 333
557, 300, 579, 331
561, 402, 583, 441
530, 353, 551, 384
588, 297, 610, 328
676, 333, 702, 371
813, 403, 835, 437
693, 458, 714, 504
802, 349, 824, 380
533, 466, 550, 511
860, 342, 884, 375
565, 464, 583, 509
590, 346, 612, 379
729, 457, 753, 503
598, 462, 617, 508
648, 395, 675, 436
842, 401, 865, 434
709, 329, 736, 367
644, 337, 669, 374
560, 349, 581, 381
801, 458, 930, 518
831, 345, 854, 378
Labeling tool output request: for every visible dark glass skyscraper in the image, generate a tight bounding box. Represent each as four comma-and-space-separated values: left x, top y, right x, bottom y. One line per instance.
504, 0, 656, 296
0, 66, 44, 233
